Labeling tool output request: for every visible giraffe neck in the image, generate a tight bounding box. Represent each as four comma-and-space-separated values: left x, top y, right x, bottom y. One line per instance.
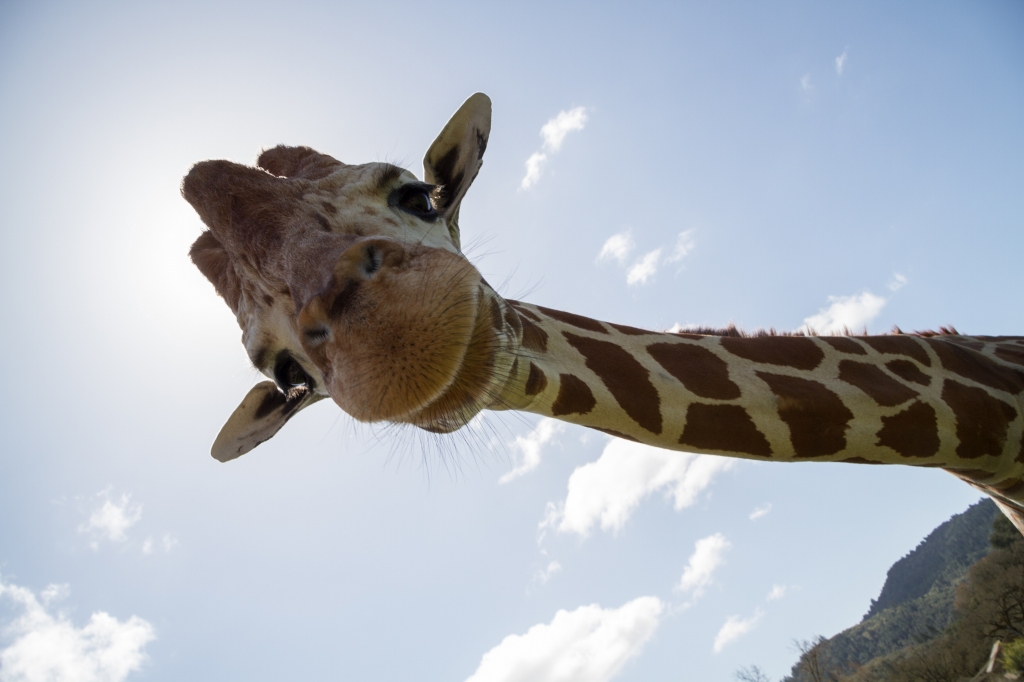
492, 302, 1024, 483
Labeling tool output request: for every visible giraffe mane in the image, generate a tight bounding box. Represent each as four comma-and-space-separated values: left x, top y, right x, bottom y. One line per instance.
674, 324, 963, 338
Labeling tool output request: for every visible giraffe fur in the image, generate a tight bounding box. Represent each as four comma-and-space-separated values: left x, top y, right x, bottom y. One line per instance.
182, 93, 1024, 533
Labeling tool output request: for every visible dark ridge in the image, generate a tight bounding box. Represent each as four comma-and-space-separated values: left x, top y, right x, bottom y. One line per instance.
782, 499, 1003, 682
864, 498, 999, 619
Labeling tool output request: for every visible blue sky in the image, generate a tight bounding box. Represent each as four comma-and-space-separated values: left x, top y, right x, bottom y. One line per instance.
0, 1, 1021, 680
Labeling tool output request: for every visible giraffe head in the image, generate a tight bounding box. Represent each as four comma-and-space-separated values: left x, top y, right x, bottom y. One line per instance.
184, 94, 520, 461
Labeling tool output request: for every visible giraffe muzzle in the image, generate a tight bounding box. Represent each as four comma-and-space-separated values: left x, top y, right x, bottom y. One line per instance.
295, 238, 487, 424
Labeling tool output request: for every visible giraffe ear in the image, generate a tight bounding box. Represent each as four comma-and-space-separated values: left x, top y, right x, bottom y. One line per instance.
257, 145, 344, 180
424, 93, 491, 250
189, 231, 242, 313
211, 382, 326, 462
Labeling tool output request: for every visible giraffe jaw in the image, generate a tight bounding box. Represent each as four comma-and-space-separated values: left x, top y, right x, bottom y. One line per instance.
394, 287, 521, 433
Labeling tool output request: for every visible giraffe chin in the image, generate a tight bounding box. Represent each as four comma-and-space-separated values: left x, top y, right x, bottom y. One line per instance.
397, 289, 511, 434
309, 248, 505, 428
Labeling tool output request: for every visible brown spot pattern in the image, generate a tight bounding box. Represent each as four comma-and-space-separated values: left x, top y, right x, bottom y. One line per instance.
647, 342, 741, 400
518, 314, 548, 353
756, 372, 853, 457
503, 306, 523, 338
820, 337, 867, 355
861, 337, 931, 367
489, 298, 504, 333
842, 457, 882, 464
838, 360, 919, 407
525, 362, 548, 396
551, 374, 597, 416
679, 404, 772, 457
721, 337, 825, 371
942, 379, 1018, 459
564, 333, 663, 434
876, 401, 941, 459
995, 346, 1024, 367
886, 359, 930, 386
509, 301, 541, 322
609, 323, 651, 336
537, 306, 608, 334
928, 339, 1024, 394
675, 333, 705, 340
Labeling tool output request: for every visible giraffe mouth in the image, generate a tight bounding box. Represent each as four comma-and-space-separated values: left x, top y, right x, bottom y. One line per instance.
304, 244, 511, 428
399, 286, 517, 433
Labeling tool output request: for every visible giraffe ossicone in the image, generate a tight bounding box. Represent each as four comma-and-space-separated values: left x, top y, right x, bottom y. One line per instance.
183, 93, 1024, 533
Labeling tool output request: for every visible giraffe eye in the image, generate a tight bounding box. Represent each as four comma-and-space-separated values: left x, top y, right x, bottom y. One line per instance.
274, 356, 310, 390
391, 184, 437, 220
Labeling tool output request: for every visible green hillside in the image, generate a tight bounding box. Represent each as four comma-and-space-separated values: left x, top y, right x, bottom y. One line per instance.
777, 498, 1024, 682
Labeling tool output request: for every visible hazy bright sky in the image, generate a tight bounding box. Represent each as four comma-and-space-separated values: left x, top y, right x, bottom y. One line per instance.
1, 2, 1022, 681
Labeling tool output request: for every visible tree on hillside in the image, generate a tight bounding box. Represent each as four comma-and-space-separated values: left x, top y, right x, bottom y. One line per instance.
793, 636, 843, 682
734, 665, 772, 682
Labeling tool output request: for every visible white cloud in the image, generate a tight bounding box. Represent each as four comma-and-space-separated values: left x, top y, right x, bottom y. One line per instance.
626, 249, 662, 286
538, 502, 562, 545
464, 597, 663, 682
712, 610, 763, 653
0, 577, 155, 682
597, 231, 635, 264
888, 273, 907, 292
665, 230, 696, 264
541, 108, 589, 152
801, 74, 812, 91
675, 533, 731, 600
521, 107, 588, 189
749, 503, 772, 521
144, 534, 178, 555
533, 561, 562, 586
79, 491, 142, 549
548, 439, 734, 537
39, 584, 70, 606
501, 419, 565, 484
600, 229, 694, 286
802, 291, 886, 334
835, 50, 848, 75
766, 584, 788, 602
522, 153, 547, 191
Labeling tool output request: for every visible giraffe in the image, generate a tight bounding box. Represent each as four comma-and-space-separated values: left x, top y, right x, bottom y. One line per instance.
182, 93, 1024, 533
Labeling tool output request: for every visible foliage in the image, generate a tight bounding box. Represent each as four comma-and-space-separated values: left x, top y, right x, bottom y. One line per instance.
1002, 638, 1024, 673
991, 512, 1020, 550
